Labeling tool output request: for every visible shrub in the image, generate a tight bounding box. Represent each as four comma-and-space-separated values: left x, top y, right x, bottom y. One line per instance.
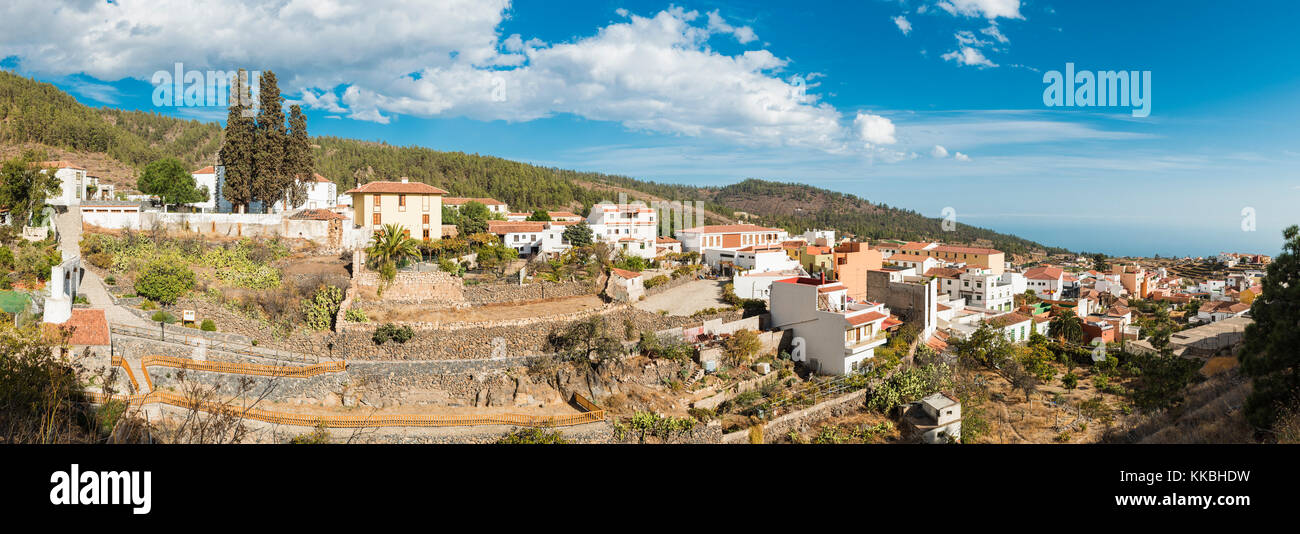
372, 323, 414, 345
643, 275, 670, 289
140, 300, 158, 311
301, 285, 344, 331
200, 319, 216, 331
86, 252, 114, 270
104, 275, 116, 286
345, 308, 369, 323
151, 311, 176, 323
134, 261, 196, 305
495, 427, 568, 444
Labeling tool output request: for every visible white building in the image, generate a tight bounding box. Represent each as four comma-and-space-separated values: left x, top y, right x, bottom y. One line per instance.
39, 161, 91, 207
999, 271, 1027, 295
487, 220, 577, 256
905, 392, 962, 444
270, 173, 338, 211
704, 245, 802, 273
769, 276, 890, 375
947, 268, 1015, 312
1023, 266, 1066, 300
42, 255, 82, 325
675, 224, 788, 254
587, 203, 658, 259
886, 253, 940, 273
443, 197, 509, 216
732, 268, 809, 300
801, 229, 835, 246
191, 166, 219, 212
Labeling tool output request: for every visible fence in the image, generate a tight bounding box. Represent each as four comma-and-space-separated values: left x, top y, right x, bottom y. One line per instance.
96, 355, 604, 429
111, 324, 314, 363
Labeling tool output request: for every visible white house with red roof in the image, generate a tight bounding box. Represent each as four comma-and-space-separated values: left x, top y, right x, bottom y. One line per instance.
675, 223, 788, 254
1024, 266, 1066, 300
39, 161, 90, 207
191, 165, 219, 211
587, 202, 658, 259
487, 220, 577, 256
769, 275, 891, 375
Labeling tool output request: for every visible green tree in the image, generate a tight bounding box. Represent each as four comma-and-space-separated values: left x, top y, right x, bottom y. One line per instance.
526, 209, 551, 222
456, 201, 491, 236
365, 224, 421, 281
252, 70, 287, 211
134, 261, 196, 305
0, 156, 60, 227
283, 104, 313, 208
1092, 253, 1109, 272
723, 329, 762, 367
219, 70, 257, 212
1048, 314, 1085, 344
137, 158, 208, 207
563, 221, 594, 248
1240, 225, 1300, 430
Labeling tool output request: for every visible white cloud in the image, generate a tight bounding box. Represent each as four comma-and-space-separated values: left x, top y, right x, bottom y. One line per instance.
0, 3, 867, 152
616, 8, 629, 18
931, 145, 950, 158
980, 22, 1009, 43
893, 16, 912, 35
854, 112, 897, 146
954, 151, 972, 161
942, 46, 997, 68
936, 0, 1023, 20
706, 10, 758, 44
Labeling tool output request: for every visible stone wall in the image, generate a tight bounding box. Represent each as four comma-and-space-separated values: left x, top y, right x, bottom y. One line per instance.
463, 279, 600, 304
720, 388, 869, 443
353, 269, 466, 305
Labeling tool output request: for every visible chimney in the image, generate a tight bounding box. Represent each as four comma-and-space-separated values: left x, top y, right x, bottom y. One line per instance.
400, 177, 409, 183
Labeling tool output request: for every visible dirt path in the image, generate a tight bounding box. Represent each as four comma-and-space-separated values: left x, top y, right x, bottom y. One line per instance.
55, 210, 153, 328
633, 279, 729, 316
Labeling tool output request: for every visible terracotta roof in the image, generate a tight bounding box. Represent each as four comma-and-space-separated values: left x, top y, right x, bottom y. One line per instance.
924, 267, 963, 279
887, 253, 931, 263
43, 309, 110, 346
610, 268, 642, 279
678, 224, 781, 234
1024, 266, 1065, 280
444, 197, 506, 206
548, 211, 582, 219
39, 160, 85, 171
291, 209, 346, 221
926, 337, 949, 352
936, 303, 951, 311
934, 245, 1002, 255
346, 180, 449, 195
656, 236, 680, 243
847, 311, 888, 326
193, 165, 216, 174
986, 312, 1033, 329
310, 173, 331, 183
804, 246, 832, 255
900, 242, 936, 250
487, 220, 547, 234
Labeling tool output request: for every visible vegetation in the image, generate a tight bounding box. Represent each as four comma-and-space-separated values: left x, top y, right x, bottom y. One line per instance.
1240, 225, 1300, 432
344, 308, 369, 323
372, 323, 414, 345
0, 320, 124, 443
365, 224, 421, 282
0, 153, 61, 227
546, 316, 624, 365
134, 261, 196, 305
200, 319, 217, 332
136, 157, 208, 207
495, 427, 569, 444
301, 285, 344, 331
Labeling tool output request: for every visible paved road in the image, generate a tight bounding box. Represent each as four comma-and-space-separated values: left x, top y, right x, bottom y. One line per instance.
54, 209, 152, 328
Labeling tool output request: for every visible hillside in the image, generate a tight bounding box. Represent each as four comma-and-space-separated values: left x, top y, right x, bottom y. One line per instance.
0, 70, 1061, 254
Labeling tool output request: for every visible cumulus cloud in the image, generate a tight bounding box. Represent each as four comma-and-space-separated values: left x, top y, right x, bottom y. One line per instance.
937, 0, 1023, 20
893, 16, 912, 35
931, 145, 950, 158
942, 46, 997, 68
854, 112, 897, 146
954, 151, 972, 161
980, 22, 1009, 43
706, 10, 758, 44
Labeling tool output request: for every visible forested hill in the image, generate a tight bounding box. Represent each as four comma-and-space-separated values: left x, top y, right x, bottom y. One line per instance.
0, 70, 1062, 255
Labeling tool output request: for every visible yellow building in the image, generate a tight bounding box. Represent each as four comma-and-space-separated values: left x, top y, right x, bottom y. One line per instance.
346, 178, 449, 240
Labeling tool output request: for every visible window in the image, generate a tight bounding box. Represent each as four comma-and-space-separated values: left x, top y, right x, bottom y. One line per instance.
399, 194, 406, 207
372, 213, 381, 225
423, 229, 431, 240
422, 214, 430, 224
373, 194, 381, 206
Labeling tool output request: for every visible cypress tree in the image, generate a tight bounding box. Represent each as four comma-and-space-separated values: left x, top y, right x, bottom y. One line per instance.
284, 104, 313, 208
218, 69, 256, 213
252, 70, 287, 212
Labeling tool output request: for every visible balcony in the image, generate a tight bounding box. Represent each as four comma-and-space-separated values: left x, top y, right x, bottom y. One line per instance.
845, 332, 887, 354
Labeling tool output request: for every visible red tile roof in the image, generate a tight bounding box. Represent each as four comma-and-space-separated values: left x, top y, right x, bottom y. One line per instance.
291, 209, 346, 221
934, 245, 1002, 255
43, 309, 110, 346
887, 253, 931, 263
346, 180, 449, 195
548, 211, 582, 219
310, 173, 331, 183
924, 267, 964, 279
610, 268, 642, 279
678, 224, 781, 234
193, 165, 216, 174
847, 311, 888, 326
1024, 266, 1065, 280
986, 312, 1033, 329
39, 160, 85, 171
487, 220, 547, 234
656, 236, 680, 243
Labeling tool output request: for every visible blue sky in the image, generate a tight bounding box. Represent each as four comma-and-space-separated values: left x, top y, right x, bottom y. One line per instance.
2, 0, 1298, 257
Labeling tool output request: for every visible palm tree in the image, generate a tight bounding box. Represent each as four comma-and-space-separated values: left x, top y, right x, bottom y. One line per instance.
1048, 314, 1084, 345
366, 223, 420, 280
